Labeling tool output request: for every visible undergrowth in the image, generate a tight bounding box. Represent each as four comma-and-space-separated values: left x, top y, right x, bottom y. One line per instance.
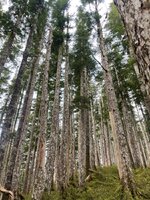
25, 166, 150, 200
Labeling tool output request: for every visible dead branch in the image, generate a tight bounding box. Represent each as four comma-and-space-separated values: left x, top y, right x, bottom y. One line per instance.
0, 185, 14, 200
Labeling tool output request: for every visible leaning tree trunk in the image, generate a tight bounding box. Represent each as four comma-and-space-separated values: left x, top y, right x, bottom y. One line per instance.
0, 26, 35, 182
114, 0, 150, 113
94, 0, 136, 196
121, 100, 142, 168
0, 16, 20, 77
23, 87, 41, 194
32, 27, 53, 200
3, 34, 44, 195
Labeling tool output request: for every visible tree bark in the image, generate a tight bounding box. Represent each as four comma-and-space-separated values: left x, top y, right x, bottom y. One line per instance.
78, 67, 90, 186
94, 0, 136, 196
32, 27, 53, 200
4, 36, 43, 193
114, 0, 150, 112
59, 38, 71, 190
45, 44, 63, 191
0, 27, 35, 182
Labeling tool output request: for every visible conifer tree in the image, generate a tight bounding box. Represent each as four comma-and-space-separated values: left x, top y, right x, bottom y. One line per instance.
114, 0, 150, 115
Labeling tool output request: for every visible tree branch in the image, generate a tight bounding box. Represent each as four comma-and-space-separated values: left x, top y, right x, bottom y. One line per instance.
0, 185, 14, 200
91, 53, 107, 72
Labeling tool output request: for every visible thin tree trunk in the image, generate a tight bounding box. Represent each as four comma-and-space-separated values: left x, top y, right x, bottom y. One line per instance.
59, 37, 71, 190
32, 27, 52, 200
4, 37, 43, 193
91, 106, 100, 167
78, 67, 90, 186
23, 89, 41, 194
0, 27, 35, 180
68, 113, 76, 180
45, 44, 63, 191
122, 100, 142, 168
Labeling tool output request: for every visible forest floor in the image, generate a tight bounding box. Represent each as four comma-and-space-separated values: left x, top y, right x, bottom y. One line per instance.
26, 166, 150, 200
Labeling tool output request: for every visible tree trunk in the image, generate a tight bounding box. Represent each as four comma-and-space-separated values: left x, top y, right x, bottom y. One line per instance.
91, 106, 100, 167
22, 89, 41, 194
0, 27, 35, 182
4, 36, 43, 193
59, 38, 71, 190
114, 0, 150, 112
94, 0, 136, 196
45, 44, 63, 191
121, 100, 142, 168
32, 27, 52, 200
78, 67, 90, 186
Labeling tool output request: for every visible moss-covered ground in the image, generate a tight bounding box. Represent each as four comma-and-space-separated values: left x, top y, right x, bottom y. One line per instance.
25, 166, 150, 200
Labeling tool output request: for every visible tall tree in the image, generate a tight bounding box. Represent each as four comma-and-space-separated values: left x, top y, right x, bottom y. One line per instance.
45, 0, 69, 191
0, 0, 44, 193
32, 26, 53, 200
114, 0, 150, 114
2, 8, 48, 196
81, 0, 137, 196
58, 16, 71, 191
71, 7, 95, 185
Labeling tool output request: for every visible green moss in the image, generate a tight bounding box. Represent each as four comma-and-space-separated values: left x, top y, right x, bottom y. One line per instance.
25, 166, 150, 200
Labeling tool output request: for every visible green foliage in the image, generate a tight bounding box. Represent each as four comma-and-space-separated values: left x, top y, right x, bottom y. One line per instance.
51, 0, 69, 48
105, 3, 125, 39
26, 166, 150, 200
70, 7, 96, 110
71, 96, 90, 110
105, 2, 144, 109
72, 6, 95, 73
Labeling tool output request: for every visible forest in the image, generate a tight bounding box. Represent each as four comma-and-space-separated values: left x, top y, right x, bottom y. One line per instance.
0, 0, 150, 199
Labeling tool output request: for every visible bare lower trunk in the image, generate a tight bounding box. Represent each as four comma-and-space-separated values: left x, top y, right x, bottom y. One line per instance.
122, 101, 142, 168
94, 0, 136, 196
45, 45, 63, 191
4, 40, 42, 192
114, 0, 150, 112
32, 28, 52, 200
78, 67, 90, 186
91, 107, 100, 168
0, 27, 34, 181
59, 39, 71, 190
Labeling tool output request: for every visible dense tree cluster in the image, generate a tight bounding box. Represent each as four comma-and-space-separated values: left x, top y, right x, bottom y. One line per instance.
0, 0, 150, 199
